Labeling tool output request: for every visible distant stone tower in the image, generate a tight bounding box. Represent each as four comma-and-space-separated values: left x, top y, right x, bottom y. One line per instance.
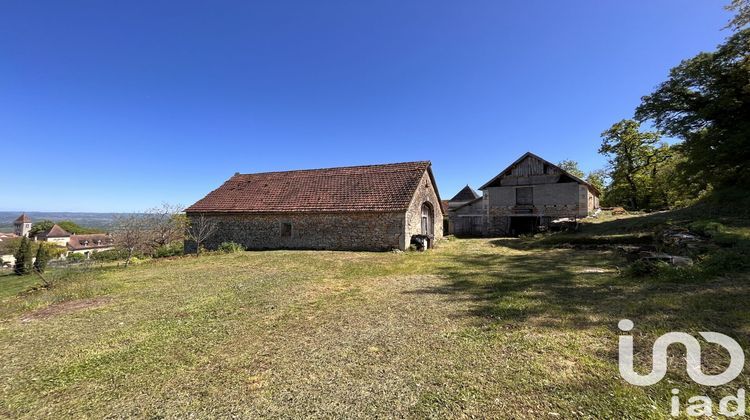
14, 214, 32, 237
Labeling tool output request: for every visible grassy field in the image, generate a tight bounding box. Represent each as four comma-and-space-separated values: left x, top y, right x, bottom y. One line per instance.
0, 213, 748, 418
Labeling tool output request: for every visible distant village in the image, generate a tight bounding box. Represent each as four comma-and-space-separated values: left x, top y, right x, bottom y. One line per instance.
0, 214, 114, 267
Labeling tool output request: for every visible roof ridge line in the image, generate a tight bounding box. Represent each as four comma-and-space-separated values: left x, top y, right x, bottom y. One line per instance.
232, 161, 430, 177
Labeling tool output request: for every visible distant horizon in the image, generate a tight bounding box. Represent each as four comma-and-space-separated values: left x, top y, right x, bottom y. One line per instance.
0, 211, 130, 234
0, 211, 128, 215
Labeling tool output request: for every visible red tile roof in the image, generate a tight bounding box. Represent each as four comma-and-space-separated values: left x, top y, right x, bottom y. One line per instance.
67, 234, 115, 251
37, 224, 71, 238
14, 214, 31, 223
186, 161, 435, 213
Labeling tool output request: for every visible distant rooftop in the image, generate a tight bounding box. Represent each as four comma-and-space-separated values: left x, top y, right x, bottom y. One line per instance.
449, 185, 480, 202
14, 213, 31, 223
36, 224, 71, 238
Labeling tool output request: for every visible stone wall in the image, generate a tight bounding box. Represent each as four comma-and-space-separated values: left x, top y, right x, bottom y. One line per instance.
448, 198, 486, 237
403, 171, 444, 248
485, 183, 588, 236
487, 208, 511, 236
186, 211, 406, 252
583, 185, 600, 214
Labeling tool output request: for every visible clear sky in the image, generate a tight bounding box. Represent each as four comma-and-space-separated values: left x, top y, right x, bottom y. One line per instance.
1, 1, 733, 212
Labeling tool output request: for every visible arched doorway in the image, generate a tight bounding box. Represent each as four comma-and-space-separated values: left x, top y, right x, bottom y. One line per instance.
421, 202, 434, 236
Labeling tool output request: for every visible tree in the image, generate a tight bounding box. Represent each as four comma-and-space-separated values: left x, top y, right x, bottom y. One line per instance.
28, 220, 54, 237
29, 220, 102, 236
33, 243, 52, 273
726, 0, 750, 30
585, 169, 607, 196
599, 120, 672, 210
13, 236, 33, 275
143, 203, 187, 249
557, 160, 585, 179
186, 214, 217, 256
57, 221, 103, 234
635, 28, 750, 190
113, 214, 149, 267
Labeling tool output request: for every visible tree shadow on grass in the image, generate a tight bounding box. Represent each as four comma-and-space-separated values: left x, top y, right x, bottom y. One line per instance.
407, 244, 750, 340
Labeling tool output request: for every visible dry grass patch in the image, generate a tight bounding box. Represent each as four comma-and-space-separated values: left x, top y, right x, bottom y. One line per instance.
19, 297, 111, 322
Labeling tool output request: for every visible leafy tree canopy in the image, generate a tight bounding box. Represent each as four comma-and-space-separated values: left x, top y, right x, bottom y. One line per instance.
585, 170, 607, 196
726, 0, 750, 30
635, 28, 750, 189
599, 120, 676, 210
29, 220, 103, 236
557, 160, 585, 179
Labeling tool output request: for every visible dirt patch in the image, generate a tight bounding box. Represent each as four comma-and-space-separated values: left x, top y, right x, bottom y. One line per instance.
20, 297, 111, 322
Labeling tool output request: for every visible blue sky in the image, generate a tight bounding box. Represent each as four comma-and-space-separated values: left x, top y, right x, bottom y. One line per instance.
1, 1, 732, 212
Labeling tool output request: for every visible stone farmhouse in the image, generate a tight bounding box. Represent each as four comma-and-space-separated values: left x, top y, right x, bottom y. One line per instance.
35, 224, 74, 247
186, 161, 443, 251
448, 152, 600, 236
35, 223, 115, 256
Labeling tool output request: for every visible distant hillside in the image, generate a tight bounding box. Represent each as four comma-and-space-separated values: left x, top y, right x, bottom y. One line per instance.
0, 211, 124, 232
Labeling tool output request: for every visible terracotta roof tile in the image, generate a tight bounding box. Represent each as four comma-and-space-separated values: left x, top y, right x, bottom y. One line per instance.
67, 234, 114, 251
15, 214, 31, 223
186, 161, 433, 213
38, 224, 71, 238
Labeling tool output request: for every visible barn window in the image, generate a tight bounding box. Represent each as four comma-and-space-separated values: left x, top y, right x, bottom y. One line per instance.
516, 187, 533, 205
281, 222, 292, 237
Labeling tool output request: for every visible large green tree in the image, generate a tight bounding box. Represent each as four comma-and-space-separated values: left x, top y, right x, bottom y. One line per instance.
29, 220, 103, 236
726, 0, 750, 30
585, 170, 607, 197
28, 220, 54, 237
599, 120, 673, 209
557, 160, 585, 179
635, 28, 750, 189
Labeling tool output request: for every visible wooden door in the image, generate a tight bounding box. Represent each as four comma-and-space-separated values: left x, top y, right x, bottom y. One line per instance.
421, 203, 433, 236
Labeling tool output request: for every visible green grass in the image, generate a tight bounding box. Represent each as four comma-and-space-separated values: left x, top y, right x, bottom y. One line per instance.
0, 215, 748, 418
0, 272, 41, 299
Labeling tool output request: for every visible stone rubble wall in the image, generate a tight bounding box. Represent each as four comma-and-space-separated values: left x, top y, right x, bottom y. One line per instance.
484, 183, 587, 236
185, 211, 406, 252
403, 171, 444, 248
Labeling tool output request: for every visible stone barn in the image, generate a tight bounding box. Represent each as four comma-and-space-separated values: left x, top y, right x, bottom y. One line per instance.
449, 195, 487, 237
446, 152, 600, 237
479, 152, 600, 236
445, 186, 486, 237
185, 161, 443, 251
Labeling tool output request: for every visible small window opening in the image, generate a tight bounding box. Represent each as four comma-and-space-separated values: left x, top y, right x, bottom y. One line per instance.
281, 222, 292, 237
516, 187, 533, 205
